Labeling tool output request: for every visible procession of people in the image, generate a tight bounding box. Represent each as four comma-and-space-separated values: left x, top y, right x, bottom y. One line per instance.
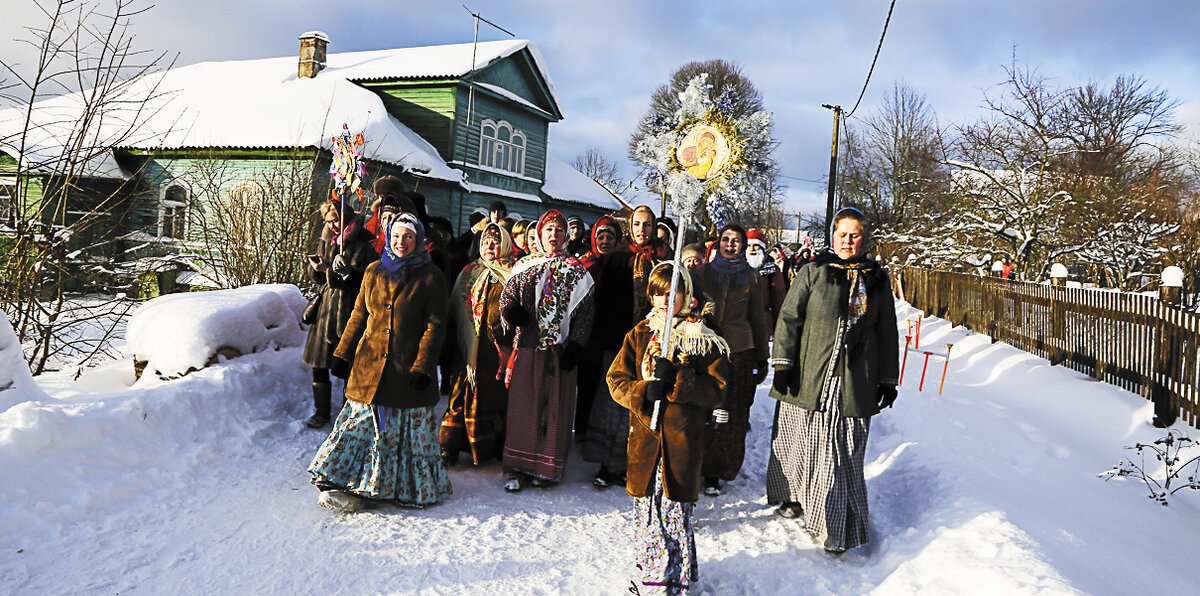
301, 183, 899, 592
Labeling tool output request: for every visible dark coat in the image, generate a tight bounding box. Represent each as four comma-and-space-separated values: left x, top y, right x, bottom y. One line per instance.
334, 261, 448, 409
768, 255, 899, 417
607, 320, 729, 503
301, 215, 377, 368
693, 264, 771, 360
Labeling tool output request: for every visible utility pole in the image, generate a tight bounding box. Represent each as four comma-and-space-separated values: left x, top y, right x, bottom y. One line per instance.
821, 103, 842, 247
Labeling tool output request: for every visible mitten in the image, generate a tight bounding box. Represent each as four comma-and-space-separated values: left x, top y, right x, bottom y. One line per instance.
771, 367, 793, 394
877, 384, 898, 409
559, 342, 583, 371
644, 379, 667, 409
753, 359, 769, 384
652, 357, 677, 392
410, 371, 432, 391
331, 254, 352, 277
330, 357, 351, 380
503, 304, 531, 327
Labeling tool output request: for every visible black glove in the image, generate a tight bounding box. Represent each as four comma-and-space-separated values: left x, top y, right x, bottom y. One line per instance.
330, 357, 351, 380
410, 371, 432, 391
503, 304, 531, 327
877, 384, 898, 409
644, 379, 667, 408
772, 367, 793, 395
331, 254, 352, 277
753, 359, 769, 384
559, 342, 583, 371
652, 357, 677, 392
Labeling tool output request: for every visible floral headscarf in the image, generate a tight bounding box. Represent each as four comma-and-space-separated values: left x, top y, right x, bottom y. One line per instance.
452, 223, 515, 385
378, 213, 431, 283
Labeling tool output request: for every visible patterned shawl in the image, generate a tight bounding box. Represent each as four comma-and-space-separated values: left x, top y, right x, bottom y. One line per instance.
507, 210, 594, 349
452, 224, 515, 384
642, 263, 729, 379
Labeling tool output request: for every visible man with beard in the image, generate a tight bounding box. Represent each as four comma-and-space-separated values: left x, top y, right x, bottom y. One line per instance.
746, 229, 787, 328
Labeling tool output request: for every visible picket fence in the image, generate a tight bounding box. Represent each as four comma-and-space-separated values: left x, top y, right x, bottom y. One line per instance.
894, 266, 1200, 429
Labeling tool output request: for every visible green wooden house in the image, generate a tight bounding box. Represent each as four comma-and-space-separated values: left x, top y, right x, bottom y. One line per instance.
0, 33, 624, 290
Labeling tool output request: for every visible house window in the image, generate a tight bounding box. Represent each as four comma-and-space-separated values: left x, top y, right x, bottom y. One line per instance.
159, 182, 190, 240
0, 181, 14, 225
478, 119, 526, 175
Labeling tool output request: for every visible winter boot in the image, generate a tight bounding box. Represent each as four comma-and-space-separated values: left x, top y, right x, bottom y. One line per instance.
318, 490, 366, 512
305, 382, 332, 428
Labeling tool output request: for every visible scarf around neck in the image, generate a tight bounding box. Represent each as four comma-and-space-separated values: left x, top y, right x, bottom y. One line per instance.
641, 264, 728, 379
707, 252, 754, 289
508, 210, 594, 349
453, 223, 516, 385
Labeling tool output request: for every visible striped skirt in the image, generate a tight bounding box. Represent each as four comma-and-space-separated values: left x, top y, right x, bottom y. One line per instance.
633, 462, 697, 595
309, 401, 451, 506
766, 378, 870, 551
502, 347, 577, 482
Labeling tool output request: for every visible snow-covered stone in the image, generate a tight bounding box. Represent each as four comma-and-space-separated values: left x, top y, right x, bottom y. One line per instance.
126, 284, 307, 377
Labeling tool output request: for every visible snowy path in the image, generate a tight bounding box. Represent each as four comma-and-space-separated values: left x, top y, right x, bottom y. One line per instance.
2, 301, 1198, 594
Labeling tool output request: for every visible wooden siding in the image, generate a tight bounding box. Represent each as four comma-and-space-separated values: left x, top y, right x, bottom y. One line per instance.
369, 84, 458, 156
452, 90, 548, 190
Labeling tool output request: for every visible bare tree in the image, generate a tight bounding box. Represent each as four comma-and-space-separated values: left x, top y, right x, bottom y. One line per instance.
0, 0, 174, 373
182, 149, 322, 288
571, 146, 627, 199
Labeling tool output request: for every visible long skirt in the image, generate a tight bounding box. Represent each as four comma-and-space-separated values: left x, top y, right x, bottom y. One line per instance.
633, 461, 697, 595
765, 378, 870, 551
502, 346, 577, 482
440, 334, 509, 464
309, 400, 451, 506
581, 350, 628, 473
700, 350, 756, 481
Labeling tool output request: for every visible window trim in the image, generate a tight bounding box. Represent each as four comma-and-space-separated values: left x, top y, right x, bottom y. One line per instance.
158, 179, 191, 240
478, 118, 527, 175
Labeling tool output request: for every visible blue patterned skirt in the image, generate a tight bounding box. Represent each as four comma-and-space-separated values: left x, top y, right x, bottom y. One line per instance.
633, 462, 697, 595
309, 400, 451, 506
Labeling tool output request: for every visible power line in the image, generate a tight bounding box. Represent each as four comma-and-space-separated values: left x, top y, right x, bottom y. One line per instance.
845, 0, 897, 119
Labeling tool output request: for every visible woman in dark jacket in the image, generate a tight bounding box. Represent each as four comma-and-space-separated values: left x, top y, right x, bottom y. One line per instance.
301, 198, 378, 428
766, 207, 899, 553
608, 263, 729, 594
308, 214, 451, 512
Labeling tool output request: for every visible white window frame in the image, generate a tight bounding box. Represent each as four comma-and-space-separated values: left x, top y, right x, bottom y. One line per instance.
158, 180, 191, 240
478, 118, 526, 176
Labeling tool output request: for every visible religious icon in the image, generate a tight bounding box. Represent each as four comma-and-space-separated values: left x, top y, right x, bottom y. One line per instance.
676, 123, 731, 180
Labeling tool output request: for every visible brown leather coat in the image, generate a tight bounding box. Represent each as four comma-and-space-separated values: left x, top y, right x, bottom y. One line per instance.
334, 261, 447, 409
607, 320, 729, 502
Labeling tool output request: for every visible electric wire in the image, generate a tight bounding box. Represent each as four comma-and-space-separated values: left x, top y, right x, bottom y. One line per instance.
845, 0, 897, 119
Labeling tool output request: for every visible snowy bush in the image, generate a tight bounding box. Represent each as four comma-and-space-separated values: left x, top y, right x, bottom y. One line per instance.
1101, 429, 1200, 505
126, 284, 307, 378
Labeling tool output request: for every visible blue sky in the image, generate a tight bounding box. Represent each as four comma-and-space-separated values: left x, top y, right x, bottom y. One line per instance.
3, 0, 1199, 217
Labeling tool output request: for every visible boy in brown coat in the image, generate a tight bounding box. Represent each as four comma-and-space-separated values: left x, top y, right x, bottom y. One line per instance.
608, 263, 729, 595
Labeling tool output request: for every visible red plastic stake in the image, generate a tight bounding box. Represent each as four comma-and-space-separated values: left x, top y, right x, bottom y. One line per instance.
914, 317, 922, 350
899, 335, 911, 385
918, 352, 932, 391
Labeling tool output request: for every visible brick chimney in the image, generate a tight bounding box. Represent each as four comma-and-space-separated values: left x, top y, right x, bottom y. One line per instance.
298, 31, 330, 78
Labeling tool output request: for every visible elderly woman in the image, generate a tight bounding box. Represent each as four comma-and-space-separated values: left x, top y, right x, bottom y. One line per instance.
308, 214, 451, 512
767, 207, 899, 553
499, 210, 595, 492
301, 198, 378, 428
440, 223, 516, 466
693, 223, 771, 497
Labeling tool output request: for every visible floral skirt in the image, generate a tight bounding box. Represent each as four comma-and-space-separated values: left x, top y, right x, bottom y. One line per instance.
633, 462, 697, 595
309, 400, 451, 506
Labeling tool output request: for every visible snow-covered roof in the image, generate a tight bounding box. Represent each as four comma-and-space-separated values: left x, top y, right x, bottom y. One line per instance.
0, 39, 559, 183
541, 157, 625, 212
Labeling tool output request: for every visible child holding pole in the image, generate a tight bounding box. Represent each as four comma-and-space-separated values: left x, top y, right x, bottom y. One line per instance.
608, 263, 730, 595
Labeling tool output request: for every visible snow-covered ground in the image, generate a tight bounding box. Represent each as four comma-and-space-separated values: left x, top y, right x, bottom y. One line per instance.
2, 300, 1198, 594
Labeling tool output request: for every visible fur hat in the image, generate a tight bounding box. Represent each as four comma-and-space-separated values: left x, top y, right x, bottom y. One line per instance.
374, 175, 405, 198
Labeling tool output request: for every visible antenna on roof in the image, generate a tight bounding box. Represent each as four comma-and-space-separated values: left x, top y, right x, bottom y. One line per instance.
462, 5, 516, 173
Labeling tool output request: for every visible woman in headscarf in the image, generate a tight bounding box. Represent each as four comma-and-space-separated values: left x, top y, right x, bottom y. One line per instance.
692, 223, 771, 497
308, 213, 451, 512
608, 263, 730, 595
301, 198, 378, 428
499, 210, 595, 492
440, 223, 516, 466
578, 214, 635, 487
767, 207, 899, 553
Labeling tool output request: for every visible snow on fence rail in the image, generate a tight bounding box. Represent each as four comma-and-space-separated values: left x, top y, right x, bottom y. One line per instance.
894, 266, 1200, 429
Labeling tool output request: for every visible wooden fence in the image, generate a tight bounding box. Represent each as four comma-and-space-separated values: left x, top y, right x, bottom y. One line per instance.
894, 266, 1200, 429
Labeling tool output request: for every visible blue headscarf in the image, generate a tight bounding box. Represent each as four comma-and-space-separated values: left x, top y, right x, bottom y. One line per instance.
379, 213, 432, 283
